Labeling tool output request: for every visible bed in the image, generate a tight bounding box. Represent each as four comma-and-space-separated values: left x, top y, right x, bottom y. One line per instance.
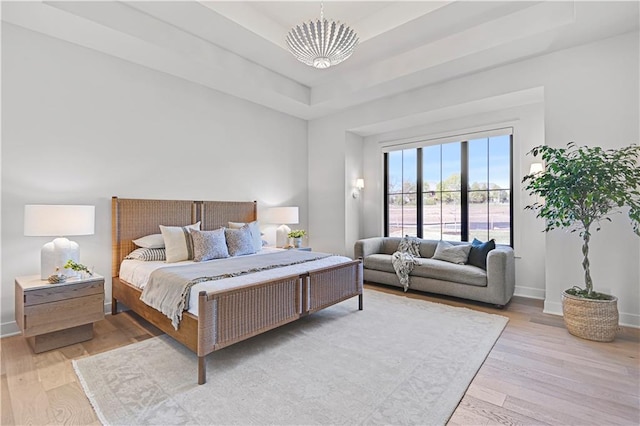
111, 197, 363, 384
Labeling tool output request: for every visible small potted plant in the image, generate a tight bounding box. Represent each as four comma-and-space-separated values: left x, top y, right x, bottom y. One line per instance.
64, 260, 93, 278
523, 142, 640, 342
287, 230, 306, 248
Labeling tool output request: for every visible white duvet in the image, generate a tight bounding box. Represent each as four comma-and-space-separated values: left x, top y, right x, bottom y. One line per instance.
119, 247, 352, 316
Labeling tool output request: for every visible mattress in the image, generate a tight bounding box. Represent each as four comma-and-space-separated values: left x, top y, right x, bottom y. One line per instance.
119, 247, 353, 316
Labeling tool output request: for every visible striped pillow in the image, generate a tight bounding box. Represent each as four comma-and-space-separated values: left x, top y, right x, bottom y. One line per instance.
125, 248, 166, 261
159, 222, 201, 263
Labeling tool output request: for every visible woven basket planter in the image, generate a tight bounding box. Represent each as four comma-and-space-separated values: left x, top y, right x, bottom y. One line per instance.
562, 291, 619, 342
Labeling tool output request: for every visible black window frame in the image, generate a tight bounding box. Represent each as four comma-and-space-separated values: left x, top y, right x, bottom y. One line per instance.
384, 135, 514, 247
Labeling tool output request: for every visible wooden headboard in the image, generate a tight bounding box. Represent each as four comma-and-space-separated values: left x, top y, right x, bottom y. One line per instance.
111, 197, 257, 277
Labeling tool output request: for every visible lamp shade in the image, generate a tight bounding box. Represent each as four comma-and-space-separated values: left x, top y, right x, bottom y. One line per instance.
24, 205, 95, 236
529, 163, 544, 175
266, 207, 299, 225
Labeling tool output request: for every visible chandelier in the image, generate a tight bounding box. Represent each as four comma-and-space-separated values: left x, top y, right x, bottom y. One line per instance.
286, 2, 359, 69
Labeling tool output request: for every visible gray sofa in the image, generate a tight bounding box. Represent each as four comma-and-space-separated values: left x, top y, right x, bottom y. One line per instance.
354, 237, 515, 307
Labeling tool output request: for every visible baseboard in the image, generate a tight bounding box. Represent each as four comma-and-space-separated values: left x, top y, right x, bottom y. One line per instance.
0, 321, 20, 338
545, 300, 640, 328
514, 285, 545, 300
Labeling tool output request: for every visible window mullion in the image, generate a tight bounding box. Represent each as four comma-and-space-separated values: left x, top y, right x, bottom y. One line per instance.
416, 148, 423, 238
461, 141, 469, 241
384, 153, 389, 237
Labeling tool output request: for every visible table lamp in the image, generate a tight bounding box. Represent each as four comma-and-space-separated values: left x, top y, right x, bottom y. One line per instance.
24, 205, 95, 279
266, 207, 299, 248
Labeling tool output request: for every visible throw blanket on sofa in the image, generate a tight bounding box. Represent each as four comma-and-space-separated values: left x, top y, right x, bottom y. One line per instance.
392, 236, 421, 291
141, 251, 331, 329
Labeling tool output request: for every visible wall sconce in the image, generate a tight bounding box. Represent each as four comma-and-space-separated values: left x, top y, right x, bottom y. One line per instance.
352, 178, 365, 198
529, 163, 544, 175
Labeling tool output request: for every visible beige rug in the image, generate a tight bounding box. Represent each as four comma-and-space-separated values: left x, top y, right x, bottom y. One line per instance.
74, 289, 507, 425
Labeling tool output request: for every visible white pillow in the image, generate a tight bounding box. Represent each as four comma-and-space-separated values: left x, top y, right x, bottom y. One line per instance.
132, 234, 165, 249
228, 220, 262, 252
159, 222, 201, 263
432, 240, 471, 265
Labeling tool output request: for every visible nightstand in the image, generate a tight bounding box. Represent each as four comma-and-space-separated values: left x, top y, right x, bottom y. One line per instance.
15, 274, 105, 353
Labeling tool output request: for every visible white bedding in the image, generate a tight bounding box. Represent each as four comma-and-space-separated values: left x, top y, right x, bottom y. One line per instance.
119, 248, 353, 316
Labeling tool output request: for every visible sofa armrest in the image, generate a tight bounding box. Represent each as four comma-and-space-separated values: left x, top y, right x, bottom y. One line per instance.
486, 246, 516, 305
354, 237, 386, 259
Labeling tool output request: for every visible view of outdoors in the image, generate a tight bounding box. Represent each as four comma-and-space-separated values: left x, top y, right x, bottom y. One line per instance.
386, 135, 512, 244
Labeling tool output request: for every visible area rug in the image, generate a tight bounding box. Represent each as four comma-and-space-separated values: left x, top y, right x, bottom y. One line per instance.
73, 289, 508, 425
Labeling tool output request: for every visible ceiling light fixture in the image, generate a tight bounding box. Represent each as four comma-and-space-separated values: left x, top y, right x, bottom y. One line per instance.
286, 1, 359, 69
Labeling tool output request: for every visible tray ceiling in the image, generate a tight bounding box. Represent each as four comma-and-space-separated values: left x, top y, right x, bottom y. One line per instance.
2, 1, 638, 119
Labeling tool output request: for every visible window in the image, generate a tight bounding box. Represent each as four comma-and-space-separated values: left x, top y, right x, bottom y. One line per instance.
384, 133, 513, 245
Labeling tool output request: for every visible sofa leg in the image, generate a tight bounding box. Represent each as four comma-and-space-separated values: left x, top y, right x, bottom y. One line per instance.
358, 294, 363, 311
494, 304, 505, 309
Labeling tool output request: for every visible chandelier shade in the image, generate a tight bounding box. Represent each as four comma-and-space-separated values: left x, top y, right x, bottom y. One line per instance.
286, 4, 359, 69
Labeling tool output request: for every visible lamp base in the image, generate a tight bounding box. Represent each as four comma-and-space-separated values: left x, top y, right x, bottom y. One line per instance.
276, 224, 291, 248
41, 237, 80, 280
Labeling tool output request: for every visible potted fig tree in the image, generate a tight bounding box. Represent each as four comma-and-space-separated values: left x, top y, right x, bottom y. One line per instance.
523, 142, 640, 342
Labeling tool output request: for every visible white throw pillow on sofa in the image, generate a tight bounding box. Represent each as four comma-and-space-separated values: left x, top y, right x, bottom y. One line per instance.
432, 240, 471, 265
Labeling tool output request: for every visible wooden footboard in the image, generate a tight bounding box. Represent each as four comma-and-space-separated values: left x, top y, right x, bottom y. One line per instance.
306, 260, 363, 314
194, 260, 363, 384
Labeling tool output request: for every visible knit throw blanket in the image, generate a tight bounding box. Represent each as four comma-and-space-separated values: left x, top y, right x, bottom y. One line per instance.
392, 236, 421, 291
141, 251, 331, 329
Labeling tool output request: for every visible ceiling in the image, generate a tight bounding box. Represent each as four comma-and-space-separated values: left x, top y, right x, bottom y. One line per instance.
3, 1, 638, 120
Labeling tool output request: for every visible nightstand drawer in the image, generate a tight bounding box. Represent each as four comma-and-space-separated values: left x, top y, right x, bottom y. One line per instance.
23, 293, 104, 337
23, 280, 103, 306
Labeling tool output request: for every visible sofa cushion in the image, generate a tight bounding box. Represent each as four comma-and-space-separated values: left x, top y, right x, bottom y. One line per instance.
363, 254, 396, 274
381, 238, 402, 255
417, 240, 439, 258
413, 258, 487, 287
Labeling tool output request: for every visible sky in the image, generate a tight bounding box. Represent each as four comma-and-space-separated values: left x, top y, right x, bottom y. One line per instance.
388, 135, 511, 192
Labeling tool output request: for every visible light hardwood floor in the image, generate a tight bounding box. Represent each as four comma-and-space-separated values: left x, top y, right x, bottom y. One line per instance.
2, 284, 639, 425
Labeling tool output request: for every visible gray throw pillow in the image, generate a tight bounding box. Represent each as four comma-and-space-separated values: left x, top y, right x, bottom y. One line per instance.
225, 225, 256, 257
191, 228, 229, 262
432, 240, 471, 265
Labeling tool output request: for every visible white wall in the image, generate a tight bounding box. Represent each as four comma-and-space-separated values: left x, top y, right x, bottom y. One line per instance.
308, 32, 639, 326
1, 24, 308, 335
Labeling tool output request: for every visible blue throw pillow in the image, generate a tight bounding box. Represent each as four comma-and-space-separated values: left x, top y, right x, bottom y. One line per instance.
467, 238, 495, 270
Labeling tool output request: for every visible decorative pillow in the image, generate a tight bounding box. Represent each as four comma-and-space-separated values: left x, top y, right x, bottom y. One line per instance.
398, 235, 421, 257
228, 221, 262, 252
467, 238, 496, 270
159, 222, 201, 263
132, 234, 165, 249
125, 248, 166, 261
190, 228, 229, 262
432, 240, 472, 265
225, 224, 256, 257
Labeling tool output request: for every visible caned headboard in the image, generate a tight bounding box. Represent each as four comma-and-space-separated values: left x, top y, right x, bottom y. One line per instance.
111, 197, 257, 277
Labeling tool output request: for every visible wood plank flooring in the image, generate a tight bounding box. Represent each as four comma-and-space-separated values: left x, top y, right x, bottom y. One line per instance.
1, 284, 638, 425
